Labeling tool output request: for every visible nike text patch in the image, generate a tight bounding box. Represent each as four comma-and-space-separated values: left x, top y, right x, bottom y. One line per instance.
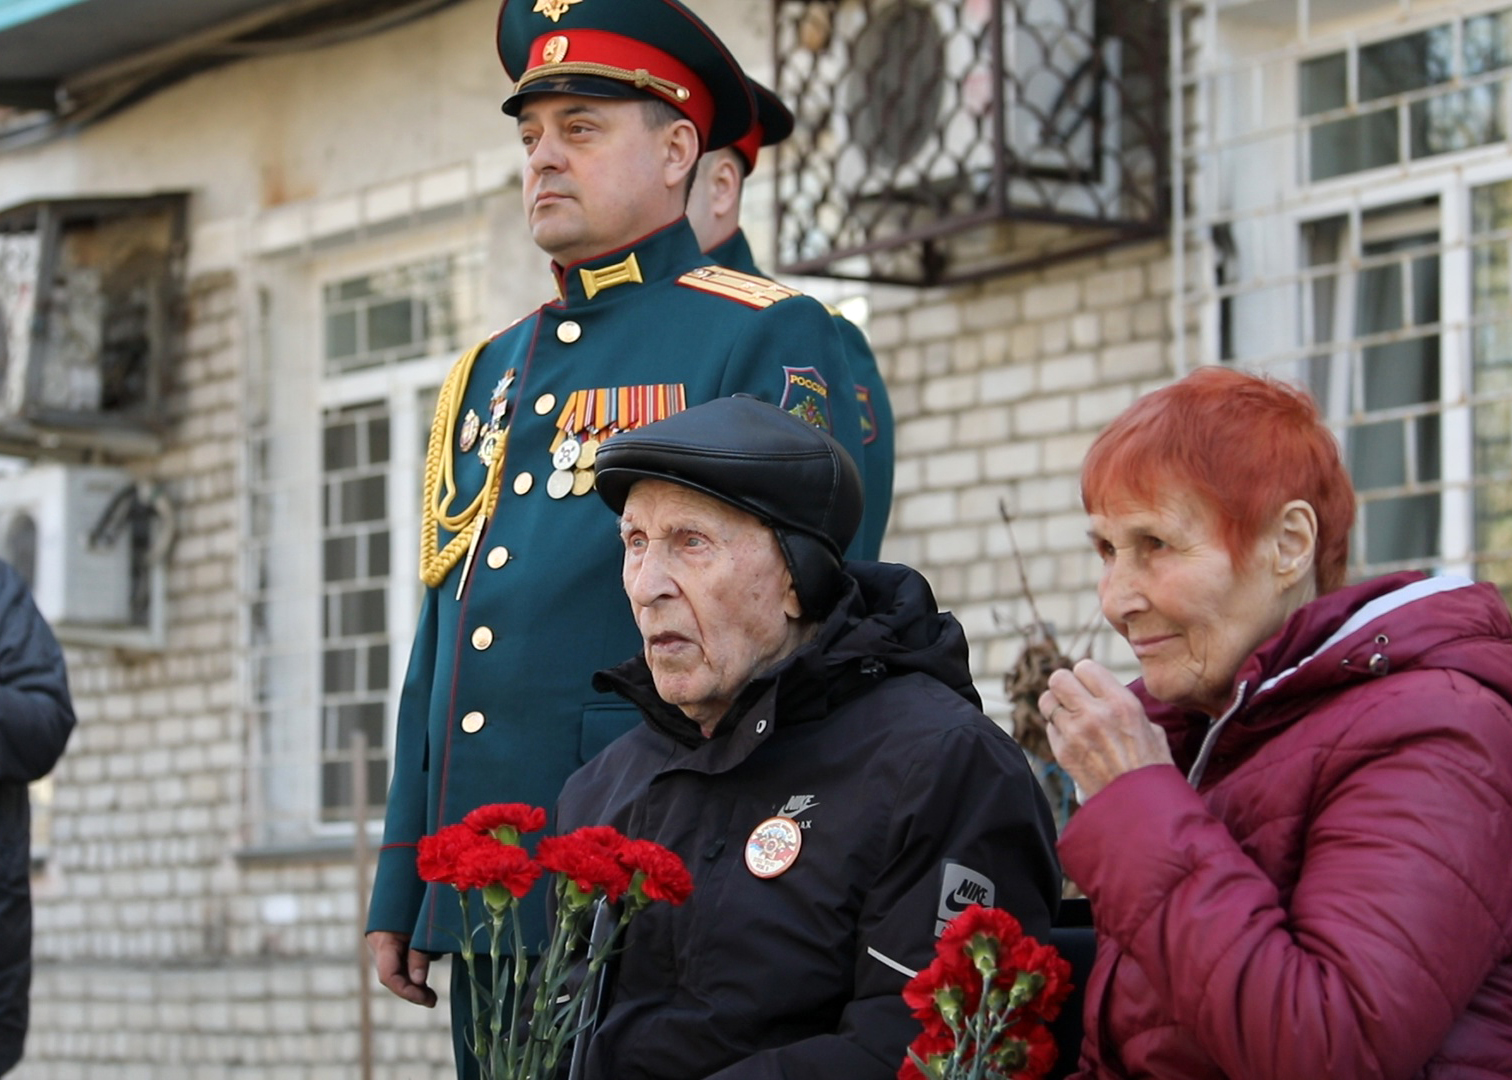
935, 862, 996, 936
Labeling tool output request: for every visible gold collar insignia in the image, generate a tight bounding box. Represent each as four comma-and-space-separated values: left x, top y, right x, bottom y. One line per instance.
580, 252, 644, 299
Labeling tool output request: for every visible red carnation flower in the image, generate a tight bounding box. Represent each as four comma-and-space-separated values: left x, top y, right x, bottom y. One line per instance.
618, 839, 693, 906
462, 802, 547, 838
1007, 937, 1074, 1021
903, 952, 978, 1025
463, 840, 543, 899
1002, 1017, 1058, 1079
417, 824, 496, 889
536, 826, 632, 902
938, 905, 1025, 965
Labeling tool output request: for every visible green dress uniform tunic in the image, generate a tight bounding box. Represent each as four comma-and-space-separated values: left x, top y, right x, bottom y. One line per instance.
366, 218, 865, 955
707, 228, 895, 558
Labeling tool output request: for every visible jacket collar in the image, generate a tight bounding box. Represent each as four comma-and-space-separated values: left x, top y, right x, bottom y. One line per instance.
705, 227, 757, 274
551, 217, 704, 307
1143, 571, 1500, 781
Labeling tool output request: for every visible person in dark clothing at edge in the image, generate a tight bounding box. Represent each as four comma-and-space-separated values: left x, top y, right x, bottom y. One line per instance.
555, 395, 1061, 1080
0, 559, 76, 1076
684, 78, 896, 559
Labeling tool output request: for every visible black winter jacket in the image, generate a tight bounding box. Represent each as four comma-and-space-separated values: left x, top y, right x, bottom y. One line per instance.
0, 560, 75, 1075
559, 561, 1061, 1080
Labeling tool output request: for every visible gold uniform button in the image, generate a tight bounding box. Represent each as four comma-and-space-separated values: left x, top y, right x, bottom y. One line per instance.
556, 320, 582, 344
534, 393, 556, 415
513, 472, 534, 496
471, 627, 494, 650
460, 711, 485, 734
486, 546, 510, 569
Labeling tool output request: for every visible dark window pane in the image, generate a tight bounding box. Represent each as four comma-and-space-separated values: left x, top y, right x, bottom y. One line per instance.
1410, 87, 1503, 159
320, 760, 350, 814
338, 701, 386, 743
1300, 52, 1346, 116
323, 648, 357, 693
337, 277, 374, 302
1411, 255, 1441, 326
1360, 27, 1454, 102
1309, 111, 1398, 181
1364, 494, 1440, 563
1465, 11, 1512, 76
367, 299, 415, 352
368, 415, 391, 465
341, 475, 387, 524
1362, 339, 1439, 411
1416, 415, 1442, 483
1350, 419, 1408, 490
341, 588, 387, 635
325, 310, 358, 360
367, 643, 390, 692
323, 535, 358, 582
369, 530, 390, 578
324, 422, 358, 471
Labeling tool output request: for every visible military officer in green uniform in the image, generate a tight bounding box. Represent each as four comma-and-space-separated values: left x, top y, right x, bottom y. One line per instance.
364, 1, 865, 1076
686, 78, 896, 558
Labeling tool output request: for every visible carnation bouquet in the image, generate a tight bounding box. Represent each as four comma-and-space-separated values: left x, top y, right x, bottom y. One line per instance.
416, 803, 693, 1080
900, 905, 1073, 1080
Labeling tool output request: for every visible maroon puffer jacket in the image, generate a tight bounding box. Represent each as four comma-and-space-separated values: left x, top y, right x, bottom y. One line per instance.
1061, 572, 1512, 1079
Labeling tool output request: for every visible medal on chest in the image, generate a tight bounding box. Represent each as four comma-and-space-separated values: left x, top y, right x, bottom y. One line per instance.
471, 368, 516, 467
745, 816, 802, 879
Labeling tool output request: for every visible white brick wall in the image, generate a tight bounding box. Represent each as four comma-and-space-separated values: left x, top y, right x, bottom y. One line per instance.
874, 240, 1172, 704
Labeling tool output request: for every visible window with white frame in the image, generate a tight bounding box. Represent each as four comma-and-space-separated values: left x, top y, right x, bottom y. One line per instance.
1182, 0, 1512, 599
247, 241, 481, 843
319, 401, 391, 822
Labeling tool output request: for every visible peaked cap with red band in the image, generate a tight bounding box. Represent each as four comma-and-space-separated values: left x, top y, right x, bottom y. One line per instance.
730, 78, 796, 174
497, 0, 755, 151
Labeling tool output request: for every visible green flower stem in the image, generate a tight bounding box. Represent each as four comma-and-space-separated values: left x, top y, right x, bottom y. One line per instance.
486, 907, 508, 1077
522, 880, 582, 1079
505, 903, 527, 1078
456, 891, 488, 1071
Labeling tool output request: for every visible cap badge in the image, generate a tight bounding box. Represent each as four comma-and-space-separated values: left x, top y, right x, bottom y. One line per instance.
542, 34, 569, 63
532, 0, 583, 23
745, 816, 802, 879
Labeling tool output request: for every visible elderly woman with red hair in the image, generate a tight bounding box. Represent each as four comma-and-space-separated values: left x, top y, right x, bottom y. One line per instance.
1041, 366, 1512, 1079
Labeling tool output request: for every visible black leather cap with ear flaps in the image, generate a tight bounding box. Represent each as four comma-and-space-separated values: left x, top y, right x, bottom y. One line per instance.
594, 395, 863, 617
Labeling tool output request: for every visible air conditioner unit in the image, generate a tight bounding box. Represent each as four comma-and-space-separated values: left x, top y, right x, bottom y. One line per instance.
0, 463, 134, 626
827, 0, 1123, 218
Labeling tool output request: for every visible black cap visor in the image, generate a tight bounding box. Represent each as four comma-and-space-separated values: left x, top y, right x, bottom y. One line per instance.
502, 74, 656, 117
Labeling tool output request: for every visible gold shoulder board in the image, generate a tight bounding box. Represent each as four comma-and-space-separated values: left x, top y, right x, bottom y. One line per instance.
676, 266, 804, 309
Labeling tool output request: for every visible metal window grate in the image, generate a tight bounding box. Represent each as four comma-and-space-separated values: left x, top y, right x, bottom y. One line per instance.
771, 0, 1169, 285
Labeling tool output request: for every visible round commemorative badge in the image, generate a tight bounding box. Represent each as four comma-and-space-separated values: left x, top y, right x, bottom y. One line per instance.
745, 816, 802, 879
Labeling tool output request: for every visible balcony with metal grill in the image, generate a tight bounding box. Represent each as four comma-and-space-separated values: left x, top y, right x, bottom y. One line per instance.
771, 0, 1170, 286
